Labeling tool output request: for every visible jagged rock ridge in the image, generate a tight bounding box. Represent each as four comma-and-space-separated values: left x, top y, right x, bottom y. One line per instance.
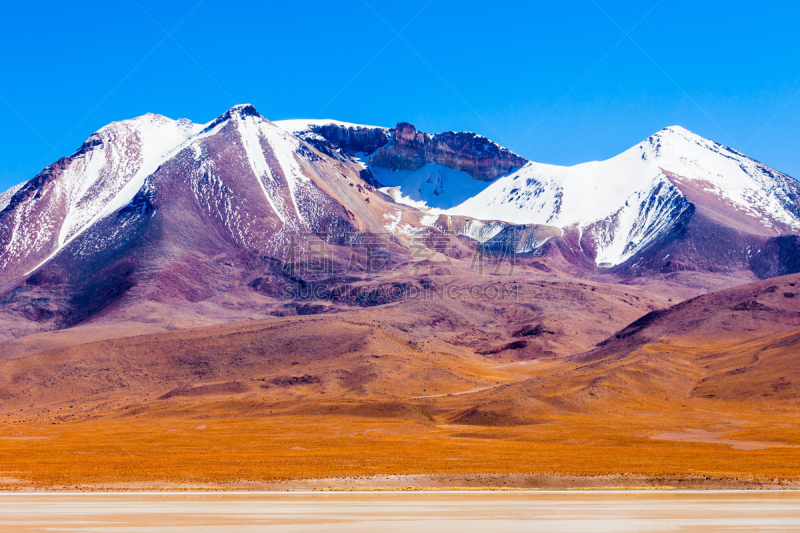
369, 122, 528, 182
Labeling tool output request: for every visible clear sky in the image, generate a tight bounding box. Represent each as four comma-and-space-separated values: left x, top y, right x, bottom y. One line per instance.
1, 0, 799, 192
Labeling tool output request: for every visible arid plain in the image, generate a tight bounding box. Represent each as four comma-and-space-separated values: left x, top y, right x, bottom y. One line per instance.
1, 257, 799, 490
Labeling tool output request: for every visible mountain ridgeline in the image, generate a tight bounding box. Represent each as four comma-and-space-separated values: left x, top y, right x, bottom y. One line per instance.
0, 104, 799, 338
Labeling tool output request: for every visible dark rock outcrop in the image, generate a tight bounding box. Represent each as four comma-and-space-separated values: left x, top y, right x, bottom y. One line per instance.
370, 122, 527, 182
292, 123, 391, 159
749, 235, 800, 279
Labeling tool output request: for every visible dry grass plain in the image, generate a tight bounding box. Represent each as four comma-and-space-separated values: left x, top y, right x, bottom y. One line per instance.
1, 404, 799, 490
2, 338, 800, 491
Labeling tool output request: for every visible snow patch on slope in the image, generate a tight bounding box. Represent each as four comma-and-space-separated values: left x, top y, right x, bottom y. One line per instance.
238, 115, 292, 226
0, 182, 24, 212
382, 209, 402, 233
449, 144, 662, 228
57, 114, 204, 247
379, 186, 439, 211
427, 214, 506, 243
238, 112, 347, 233
590, 178, 691, 266
370, 163, 493, 210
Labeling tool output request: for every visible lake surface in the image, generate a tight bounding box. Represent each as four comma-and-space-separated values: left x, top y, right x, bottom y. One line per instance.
1, 491, 799, 532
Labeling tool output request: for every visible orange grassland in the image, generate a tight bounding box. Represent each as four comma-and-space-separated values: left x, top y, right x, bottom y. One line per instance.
2, 304, 800, 489
1, 404, 800, 489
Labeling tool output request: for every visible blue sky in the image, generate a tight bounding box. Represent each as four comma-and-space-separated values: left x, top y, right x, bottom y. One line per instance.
1, 0, 799, 191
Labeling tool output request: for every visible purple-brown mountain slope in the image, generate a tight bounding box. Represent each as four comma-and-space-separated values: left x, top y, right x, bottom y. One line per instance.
584, 271, 800, 361
0, 106, 439, 339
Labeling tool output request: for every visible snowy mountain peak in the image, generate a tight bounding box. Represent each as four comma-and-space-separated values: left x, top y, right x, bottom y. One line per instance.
640, 125, 746, 165
202, 104, 264, 133
656, 125, 693, 137
447, 125, 800, 267
102, 111, 184, 131
227, 103, 261, 118
217, 104, 263, 120
0, 110, 214, 278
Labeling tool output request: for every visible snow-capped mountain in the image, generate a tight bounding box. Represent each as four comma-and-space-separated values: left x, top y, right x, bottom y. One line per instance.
0, 114, 204, 278
282, 119, 800, 271
2, 107, 800, 340
447, 126, 800, 267
0, 106, 419, 285
0, 105, 432, 337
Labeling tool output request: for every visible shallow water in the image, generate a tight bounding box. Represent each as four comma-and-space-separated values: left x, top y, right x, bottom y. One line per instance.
1, 491, 799, 532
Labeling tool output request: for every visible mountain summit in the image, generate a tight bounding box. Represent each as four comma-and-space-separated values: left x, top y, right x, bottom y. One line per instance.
448, 125, 800, 267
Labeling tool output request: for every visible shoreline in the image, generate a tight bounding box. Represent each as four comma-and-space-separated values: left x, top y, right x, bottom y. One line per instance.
3, 473, 799, 492
3, 489, 800, 494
